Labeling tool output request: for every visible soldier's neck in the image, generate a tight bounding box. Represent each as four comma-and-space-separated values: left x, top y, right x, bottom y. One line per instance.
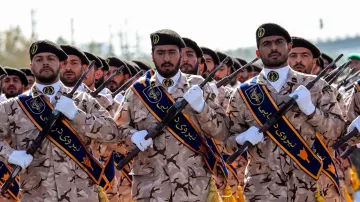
264, 62, 289, 70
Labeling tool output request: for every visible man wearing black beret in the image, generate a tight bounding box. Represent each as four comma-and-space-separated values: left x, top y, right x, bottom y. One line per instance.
132, 60, 151, 72
0, 40, 120, 201
20, 68, 35, 91
226, 23, 345, 201
321, 53, 336, 73
235, 58, 253, 84
2, 67, 28, 98
114, 29, 228, 201
180, 37, 205, 75
201, 47, 220, 78
288, 36, 321, 74
96, 56, 111, 93
105, 56, 131, 93
83, 51, 102, 91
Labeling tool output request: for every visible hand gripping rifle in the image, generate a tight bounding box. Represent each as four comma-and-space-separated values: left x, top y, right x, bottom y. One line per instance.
90, 65, 125, 97
215, 58, 259, 88
111, 71, 144, 98
116, 56, 231, 170
225, 54, 343, 164
1, 61, 96, 193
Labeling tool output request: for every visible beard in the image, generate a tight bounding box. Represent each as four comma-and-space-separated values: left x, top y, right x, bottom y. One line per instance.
155, 59, 181, 78
5, 86, 23, 98
229, 77, 238, 86
35, 67, 60, 84
95, 76, 104, 89
60, 70, 82, 87
261, 51, 288, 68
107, 79, 125, 92
180, 61, 198, 75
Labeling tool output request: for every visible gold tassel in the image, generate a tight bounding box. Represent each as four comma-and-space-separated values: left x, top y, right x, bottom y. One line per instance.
222, 184, 237, 202
237, 185, 245, 202
344, 184, 353, 202
207, 175, 223, 202
351, 165, 360, 191
97, 186, 110, 202
314, 182, 325, 202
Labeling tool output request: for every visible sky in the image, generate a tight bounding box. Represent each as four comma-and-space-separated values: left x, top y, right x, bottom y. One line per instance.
1, 0, 359, 55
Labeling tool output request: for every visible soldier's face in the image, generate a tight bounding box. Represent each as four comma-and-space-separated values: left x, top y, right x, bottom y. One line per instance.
60, 55, 85, 87
351, 59, 360, 71
26, 75, 35, 89
2, 75, 25, 98
256, 36, 291, 69
152, 45, 181, 78
237, 69, 249, 83
106, 66, 126, 92
95, 68, 105, 88
180, 47, 198, 75
214, 65, 230, 81
83, 65, 95, 89
203, 54, 215, 77
30, 52, 62, 84
288, 47, 315, 74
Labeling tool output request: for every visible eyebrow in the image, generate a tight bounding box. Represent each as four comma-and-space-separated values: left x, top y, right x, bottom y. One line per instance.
185, 50, 195, 54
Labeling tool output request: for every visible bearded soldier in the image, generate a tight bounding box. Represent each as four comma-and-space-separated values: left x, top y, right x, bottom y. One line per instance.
0, 40, 119, 202
225, 23, 345, 201
2, 68, 28, 99
114, 29, 228, 201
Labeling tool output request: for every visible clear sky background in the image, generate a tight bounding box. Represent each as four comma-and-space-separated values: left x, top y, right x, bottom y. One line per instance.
1, 0, 358, 54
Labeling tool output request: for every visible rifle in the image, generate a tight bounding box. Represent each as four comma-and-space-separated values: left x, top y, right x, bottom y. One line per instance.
337, 68, 357, 90
215, 58, 259, 88
1, 61, 96, 193
225, 54, 343, 164
327, 60, 351, 85
0, 73, 8, 95
324, 62, 344, 82
340, 145, 357, 159
111, 71, 143, 98
116, 56, 231, 170
332, 127, 360, 150
90, 65, 124, 97
343, 71, 360, 92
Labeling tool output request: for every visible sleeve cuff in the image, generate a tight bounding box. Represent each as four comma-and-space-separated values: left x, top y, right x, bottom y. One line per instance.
195, 103, 211, 123
72, 109, 87, 125
307, 108, 323, 126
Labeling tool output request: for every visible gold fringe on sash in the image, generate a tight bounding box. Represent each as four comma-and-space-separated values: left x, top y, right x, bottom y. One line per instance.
97, 186, 110, 202
207, 175, 223, 202
351, 165, 360, 191
314, 182, 325, 202
343, 183, 353, 202
222, 184, 237, 202
237, 185, 245, 202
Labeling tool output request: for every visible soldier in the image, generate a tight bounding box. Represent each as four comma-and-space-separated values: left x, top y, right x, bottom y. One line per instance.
114, 29, 228, 201
235, 58, 253, 84
96, 56, 111, 94
20, 68, 35, 91
180, 37, 205, 75
321, 53, 336, 74
105, 57, 132, 93
0, 40, 120, 202
348, 53, 360, 72
133, 60, 152, 72
248, 61, 263, 78
225, 23, 345, 201
201, 47, 220, 78
311, 57, 324, 75
2, 67, 28, 98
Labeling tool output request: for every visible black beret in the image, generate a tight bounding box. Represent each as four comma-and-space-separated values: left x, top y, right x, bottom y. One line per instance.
60, 45, 89, 65
232, 58, 241, 72
321, 53, 336, 68
124, 60, 138, 76
133, 60, 151, 71
216, 51, 233, 68
150, 29, 185, 49
236, 58, 253, 72
256, 23, 291, 46
182, 37, 203, 58
106, 57, 131, 76
201, 47, 220, 65
4, 67, 28, 86
84, 52, 102, 68
29, 40, 68, 61
251, 61, 263, 72
20, 68, 34, 76
98, 56, 109, 71
291, 37, 321, 58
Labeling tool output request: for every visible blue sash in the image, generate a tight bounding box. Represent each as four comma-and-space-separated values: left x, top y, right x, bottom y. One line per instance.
132, 71, 222, 174
312, 134, 340, 193
99, 154, 115, 192
0, 161, 20, 200
356, 80, 360, 92
113, 151, 132, 183
16, 94, 106, 185
238, 77, 322, 180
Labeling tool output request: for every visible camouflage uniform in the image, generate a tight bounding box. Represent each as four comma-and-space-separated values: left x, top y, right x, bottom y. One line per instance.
225, 69, 345, 201
345, 85, 360, 145
114, 71, 229, 201
0, 84, 119, 202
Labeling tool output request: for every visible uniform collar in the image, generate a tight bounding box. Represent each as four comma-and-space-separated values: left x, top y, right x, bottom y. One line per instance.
150, 70, 190, 91
260, 65, 290, 93
32, 80, 64, 103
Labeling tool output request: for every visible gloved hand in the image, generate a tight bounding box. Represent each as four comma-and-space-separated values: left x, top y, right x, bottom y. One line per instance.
8, 150, 33, 170
131, 130, 153, 151
183, 85, 205, 113
114, 93, 124, 104
348, 116, 360, 133
235, 126, 264, 145
289, 85, 315, 116
338, 86, 346, 96
103, 93, 114, 105
0, 94, 7, 102
209, 83, 219, 97
55, 96, 78, 120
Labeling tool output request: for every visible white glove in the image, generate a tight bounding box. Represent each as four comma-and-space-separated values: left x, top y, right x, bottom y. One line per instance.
8, 150, 33, 170
289, 85, 315, 116
55, 96, 78, 120
348, 116, 360, 133
338, 86, 346, 96
356, 143, 360, 148
183, 85, 205, 113
131, 130, 153, 151
114, 93, 124, 104
0, 94, 7, 102
103, 94, 114, 105
209, 83, 219, 97
235, 126, 264, 145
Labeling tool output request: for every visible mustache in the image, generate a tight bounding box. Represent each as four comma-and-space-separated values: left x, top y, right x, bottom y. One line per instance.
40, 66, 54, 73
294, 62, 305, 68
64, 70, 75, 74
161, 62, 173, 68
268, 51, 281, 57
